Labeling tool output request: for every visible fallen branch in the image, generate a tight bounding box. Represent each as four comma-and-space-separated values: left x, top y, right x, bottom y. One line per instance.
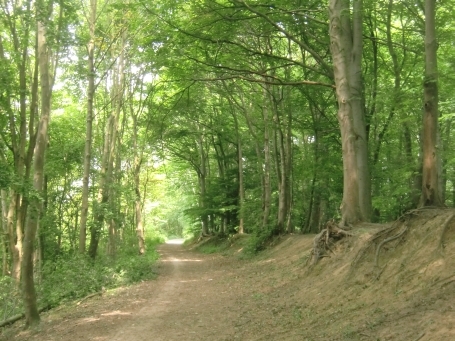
0, 305, 51, 328
77, 288, 106, 306
0, 313, 24, 328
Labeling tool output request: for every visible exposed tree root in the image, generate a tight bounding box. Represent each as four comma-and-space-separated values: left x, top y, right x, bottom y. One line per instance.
308, 220, 352, 265
195, 235, 213, 245
374, 223, 409, 268
438, 212, 455, 251
350, 207, 453, 280
350, 209, 422, 274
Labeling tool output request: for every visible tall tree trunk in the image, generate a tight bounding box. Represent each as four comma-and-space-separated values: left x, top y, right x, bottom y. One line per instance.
198, 134, 209, 236
372, 0, 401, 166
262, 93, 272, 230
231, 111, 245, 234
133, 115, 145, 254
22, 9, 54, 326
242, 101, 265, 229
420, 0, 442, 207
284, 109, 293, 233
307, 106, 322, 233
441, 118, 451, 203
89, 114, 112, 259
1, 190, 8, 276
329, 0, 371, 225
275, 122, 288, 234
79, 0, 97, 254
89, 33, 124, 258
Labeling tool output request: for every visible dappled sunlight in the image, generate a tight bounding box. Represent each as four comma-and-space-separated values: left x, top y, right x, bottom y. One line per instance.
166, 239, 185, 245
161, 257, 203, 262
179, 279, 199, 283
80, 317, 101, 323
101, 310, 132, 317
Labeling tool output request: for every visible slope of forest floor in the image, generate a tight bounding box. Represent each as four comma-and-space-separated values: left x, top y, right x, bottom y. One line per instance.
1, 208, 455, 340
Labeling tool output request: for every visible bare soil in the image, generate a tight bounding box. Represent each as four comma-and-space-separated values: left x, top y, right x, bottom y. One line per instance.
2, 208, 455, 340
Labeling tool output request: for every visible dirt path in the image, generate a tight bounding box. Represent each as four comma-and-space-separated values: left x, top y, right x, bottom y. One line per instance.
4, 231, 455, 341
107, 242, 242, 341
3, 242, 249, 341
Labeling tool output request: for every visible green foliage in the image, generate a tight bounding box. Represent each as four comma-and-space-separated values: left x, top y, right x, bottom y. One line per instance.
0, 276, 22, 320
38, 255, 105, 307
243, 228, 276, 255
37, 240, 159, 308
0, 159, 12, 189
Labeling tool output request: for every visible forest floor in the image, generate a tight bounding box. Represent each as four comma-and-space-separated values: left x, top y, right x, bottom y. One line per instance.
2, 208, 455, 340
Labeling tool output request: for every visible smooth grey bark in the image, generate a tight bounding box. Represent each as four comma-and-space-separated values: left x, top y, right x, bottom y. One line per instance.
420, 0, 442, 207
329, 0, 371, 225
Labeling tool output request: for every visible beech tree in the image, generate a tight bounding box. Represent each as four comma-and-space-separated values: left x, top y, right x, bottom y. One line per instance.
79, 0, 97, 254
420, 0, 442, 207
22, 0, 64, 326
328, 0, 371, 225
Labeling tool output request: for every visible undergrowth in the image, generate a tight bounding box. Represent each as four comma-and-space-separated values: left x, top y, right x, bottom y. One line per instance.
1, 236, 162, 321
243, 227, 276, 255
194, 228, 277, 258
0, 277, 21, 321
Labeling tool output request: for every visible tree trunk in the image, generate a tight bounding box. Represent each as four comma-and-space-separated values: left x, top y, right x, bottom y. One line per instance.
79, 0, 97, 254
284, 109, 293, 233
234, 114, 245, 234
329, 0, 371, 225
1, 190, 8, 276
198, 134, 209, 236
89, 32, 124, 258
420, 0, 442, 207
133, 115, 145, 254
441, 118, 451, 203
22, 10, 54, 326
262, 93, 272, 230
89, 113, 112, 259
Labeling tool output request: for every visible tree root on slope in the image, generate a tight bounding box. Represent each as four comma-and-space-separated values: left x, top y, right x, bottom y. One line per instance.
308, 220, 352, 265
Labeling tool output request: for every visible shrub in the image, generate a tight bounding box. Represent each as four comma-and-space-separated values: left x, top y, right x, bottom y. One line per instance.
38, 240, 159, 308
0, 276, 22, 320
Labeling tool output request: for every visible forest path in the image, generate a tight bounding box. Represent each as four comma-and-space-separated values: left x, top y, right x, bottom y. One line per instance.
5, 241, 251, 341
107, 241, 242, 341
4, 229, 455, 341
